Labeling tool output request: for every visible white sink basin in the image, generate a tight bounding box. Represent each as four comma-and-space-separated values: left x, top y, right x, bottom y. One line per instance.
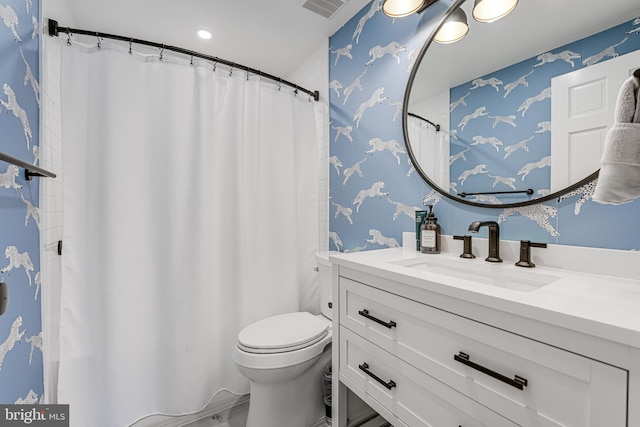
391, 257, 561, 292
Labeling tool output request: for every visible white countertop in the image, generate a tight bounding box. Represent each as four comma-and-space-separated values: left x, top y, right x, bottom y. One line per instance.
330, 246, 640, 349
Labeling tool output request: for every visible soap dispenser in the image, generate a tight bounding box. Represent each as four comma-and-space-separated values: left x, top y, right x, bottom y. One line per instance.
420, 205, 441, 254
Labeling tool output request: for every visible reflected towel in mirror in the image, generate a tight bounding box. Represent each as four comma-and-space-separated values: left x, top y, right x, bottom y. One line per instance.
593, 74, 640, 205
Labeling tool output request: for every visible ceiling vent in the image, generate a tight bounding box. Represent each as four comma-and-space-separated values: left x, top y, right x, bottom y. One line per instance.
299, 0, 346, 19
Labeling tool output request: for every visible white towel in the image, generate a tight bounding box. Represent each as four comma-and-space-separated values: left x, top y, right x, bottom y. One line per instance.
613, 75, 640, 123
592, 74, 640, 204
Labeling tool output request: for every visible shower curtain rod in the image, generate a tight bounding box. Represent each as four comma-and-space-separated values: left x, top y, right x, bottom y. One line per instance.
47, 19, 320, 102
0, 151, 57, 180
408, 112, 440, 132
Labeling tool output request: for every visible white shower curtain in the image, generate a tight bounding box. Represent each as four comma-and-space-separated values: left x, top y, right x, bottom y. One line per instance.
43, 37, 320, 427
407, 115, 449, 189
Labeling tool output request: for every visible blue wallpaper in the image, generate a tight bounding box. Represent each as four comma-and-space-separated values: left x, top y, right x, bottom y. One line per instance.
0, 0, 43, 404
450, 20, 640, 204
328, 0, 640, 252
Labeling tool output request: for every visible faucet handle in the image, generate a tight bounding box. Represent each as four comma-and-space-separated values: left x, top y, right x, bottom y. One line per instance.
453, 235, 476, 259
516, 240, 547, 268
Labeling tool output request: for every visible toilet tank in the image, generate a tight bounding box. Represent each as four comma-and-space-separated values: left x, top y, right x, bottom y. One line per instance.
316, 252, 336, 320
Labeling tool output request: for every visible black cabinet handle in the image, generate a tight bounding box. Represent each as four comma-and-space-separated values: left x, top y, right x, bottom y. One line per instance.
359, 363, 397, 390
358, 309, 397, 329
454, 352, 528, 390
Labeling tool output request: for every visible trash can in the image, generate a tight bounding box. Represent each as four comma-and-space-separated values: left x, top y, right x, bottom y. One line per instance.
322, 361, 332, 425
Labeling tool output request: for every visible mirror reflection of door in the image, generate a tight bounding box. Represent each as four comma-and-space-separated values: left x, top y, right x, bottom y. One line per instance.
551, 49, 640, 190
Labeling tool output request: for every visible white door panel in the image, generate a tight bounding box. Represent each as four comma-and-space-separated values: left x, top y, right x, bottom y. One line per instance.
551, 49, 640, 190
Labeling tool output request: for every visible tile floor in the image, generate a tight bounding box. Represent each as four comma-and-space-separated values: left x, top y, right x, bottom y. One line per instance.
144, 396, 389, 427
181, 401, 248, 427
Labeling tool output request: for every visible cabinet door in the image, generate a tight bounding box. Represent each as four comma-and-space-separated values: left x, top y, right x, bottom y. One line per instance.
340, 327, 518, 427
340, 277, 628, 426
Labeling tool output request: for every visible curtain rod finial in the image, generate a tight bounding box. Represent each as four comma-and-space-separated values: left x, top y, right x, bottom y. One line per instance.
47, 19, 59, 37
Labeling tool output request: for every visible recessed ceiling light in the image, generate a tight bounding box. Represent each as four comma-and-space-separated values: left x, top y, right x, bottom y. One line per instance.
197, 29, 213, 40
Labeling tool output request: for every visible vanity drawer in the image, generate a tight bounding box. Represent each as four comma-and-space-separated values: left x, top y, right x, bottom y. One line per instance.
340, 326, 518, 427
340, 277, 627, 427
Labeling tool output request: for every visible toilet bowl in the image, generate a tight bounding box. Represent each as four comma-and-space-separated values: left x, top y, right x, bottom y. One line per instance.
232, 252, 334, 427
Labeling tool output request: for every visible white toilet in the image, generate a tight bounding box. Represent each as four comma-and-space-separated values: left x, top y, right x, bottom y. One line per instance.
233, 252, 334, 427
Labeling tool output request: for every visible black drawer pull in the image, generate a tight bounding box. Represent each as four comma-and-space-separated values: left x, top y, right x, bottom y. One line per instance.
359, 363, 397, 390
358, 309, 397, 329
454, 352, 528, 390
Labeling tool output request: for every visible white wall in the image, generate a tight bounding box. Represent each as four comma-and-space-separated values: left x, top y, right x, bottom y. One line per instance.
43, 0, 76, 26
288, 39, 330, 252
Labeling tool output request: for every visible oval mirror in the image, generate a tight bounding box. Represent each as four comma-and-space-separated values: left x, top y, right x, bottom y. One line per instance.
405, 0, 640, 207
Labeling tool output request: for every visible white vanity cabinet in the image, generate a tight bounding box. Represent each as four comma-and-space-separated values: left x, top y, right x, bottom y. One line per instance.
330, 249, 637, 427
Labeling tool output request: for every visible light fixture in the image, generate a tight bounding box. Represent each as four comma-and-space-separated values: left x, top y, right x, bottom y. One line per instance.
382, 0, 436, 18
472, 0, 518, 23
433, 8, 469, 44
196, 29, 213, 40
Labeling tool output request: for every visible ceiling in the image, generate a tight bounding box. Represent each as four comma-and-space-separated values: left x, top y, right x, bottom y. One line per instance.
52, 0, 371, 78
51, 0, 639, 95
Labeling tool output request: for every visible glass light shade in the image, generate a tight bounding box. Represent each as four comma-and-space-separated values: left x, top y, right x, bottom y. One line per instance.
383, 0, 426, 17
434, 8, 469, 44
472, 0, 518, 23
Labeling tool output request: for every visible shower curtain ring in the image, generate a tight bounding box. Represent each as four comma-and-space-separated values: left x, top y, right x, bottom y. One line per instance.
277, 79, 282, 91
129, 38, 133, 55
96, 33, 101, 50
159, 44, 164, 61
190, 53, 194, 66
66, 31, 71, 46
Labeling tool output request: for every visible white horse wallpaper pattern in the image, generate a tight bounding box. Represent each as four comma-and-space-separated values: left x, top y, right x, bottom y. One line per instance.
328, 0, 640, 252
0, 0, 43, 404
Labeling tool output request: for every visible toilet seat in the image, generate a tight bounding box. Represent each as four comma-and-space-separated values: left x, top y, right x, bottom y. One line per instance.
233, 312, 332, 370
238, 312, 329, 354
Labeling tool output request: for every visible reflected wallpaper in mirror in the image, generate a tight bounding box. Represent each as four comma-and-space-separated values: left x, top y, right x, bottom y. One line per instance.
406, 0, 640, 206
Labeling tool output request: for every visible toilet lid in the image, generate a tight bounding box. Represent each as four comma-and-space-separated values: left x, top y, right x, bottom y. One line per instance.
238, 312, 329, 353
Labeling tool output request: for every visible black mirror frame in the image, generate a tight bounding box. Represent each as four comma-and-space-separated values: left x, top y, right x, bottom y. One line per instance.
402, 0, 600, 208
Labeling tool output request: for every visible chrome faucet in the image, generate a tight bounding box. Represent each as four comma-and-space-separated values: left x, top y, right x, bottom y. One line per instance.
468, 221, 502, 263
